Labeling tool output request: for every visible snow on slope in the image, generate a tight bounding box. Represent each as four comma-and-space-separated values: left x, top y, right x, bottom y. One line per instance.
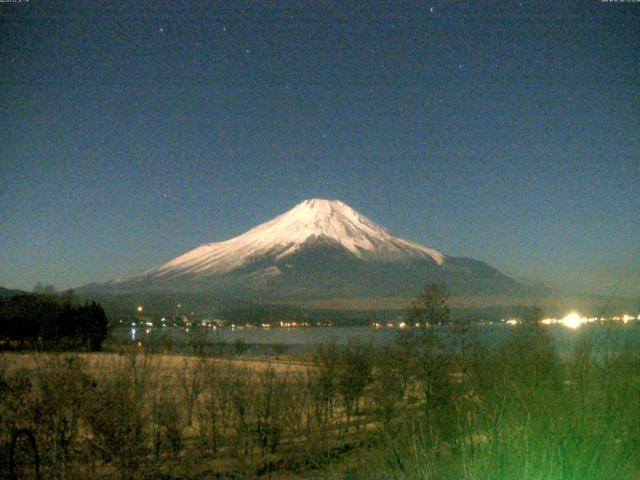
140, 199, 444, 279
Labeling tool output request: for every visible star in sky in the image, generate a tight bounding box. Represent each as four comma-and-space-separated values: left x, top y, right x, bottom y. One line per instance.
0, 0, 637, 296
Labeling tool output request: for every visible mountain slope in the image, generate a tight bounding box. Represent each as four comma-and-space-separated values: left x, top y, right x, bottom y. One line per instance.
142, 199, 444, 279
95, 199, 524, 300
0, 286, 29, 298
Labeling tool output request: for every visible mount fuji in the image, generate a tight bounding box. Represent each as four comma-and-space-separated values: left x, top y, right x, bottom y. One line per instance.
90, 199, 524, 301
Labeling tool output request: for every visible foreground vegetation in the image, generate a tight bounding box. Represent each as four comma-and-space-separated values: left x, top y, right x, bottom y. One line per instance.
0, 285, 638, 479
1, 325, 638, 479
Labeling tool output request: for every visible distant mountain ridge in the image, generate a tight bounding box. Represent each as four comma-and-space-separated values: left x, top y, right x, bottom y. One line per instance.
0, 286, 29, 298
86, 199, 530, 301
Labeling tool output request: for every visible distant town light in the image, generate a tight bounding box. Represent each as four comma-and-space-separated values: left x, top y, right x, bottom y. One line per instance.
560, 312, 585, 330
137, 306, 143, 312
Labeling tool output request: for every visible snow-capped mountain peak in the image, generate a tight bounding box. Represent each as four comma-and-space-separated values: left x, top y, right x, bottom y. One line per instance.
140, 199, 444, 279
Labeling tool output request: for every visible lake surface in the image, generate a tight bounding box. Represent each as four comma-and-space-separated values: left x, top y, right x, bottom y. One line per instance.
116, 322, 640, 356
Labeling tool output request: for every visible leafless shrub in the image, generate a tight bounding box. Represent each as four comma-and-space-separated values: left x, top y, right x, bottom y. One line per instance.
178, 357, 206, 426
227, 366, 254, 456
370, 344, 407, 427
335, 341, 373, 433
31, 355, 94, 476
252, 367, 292, 456
199, 361, 234, 453
233, 339, 250, 357
151, 394, 183, 457
84, 352, 153, 479
187, 326, 208, 356
272, 343, 288, 359
309, 342, 339, 426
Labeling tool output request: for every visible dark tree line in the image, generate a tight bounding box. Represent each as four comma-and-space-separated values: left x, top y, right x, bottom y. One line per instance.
0, 294, 109, 350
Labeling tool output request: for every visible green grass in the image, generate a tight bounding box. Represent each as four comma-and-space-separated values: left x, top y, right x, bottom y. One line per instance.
352, 324, 640, 480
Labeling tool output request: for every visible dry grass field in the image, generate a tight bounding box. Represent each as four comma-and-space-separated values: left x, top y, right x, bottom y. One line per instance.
0, 346, 384, 479
4, 351, 312, 375
1, 322, 640, 480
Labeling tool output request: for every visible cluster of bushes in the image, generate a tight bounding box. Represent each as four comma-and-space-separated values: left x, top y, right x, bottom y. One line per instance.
0, 321, 639, 479
0, 347, 382, 479
353, 320, 640, 480
0, 294, 109, 350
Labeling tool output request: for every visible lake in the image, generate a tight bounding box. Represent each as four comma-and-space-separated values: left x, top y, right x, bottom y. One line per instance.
114, 322, 640, 356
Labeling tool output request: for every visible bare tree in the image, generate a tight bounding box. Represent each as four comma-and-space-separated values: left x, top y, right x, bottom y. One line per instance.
252, 367, 292, 457
310, 342, 339, 425
179, 358, 206, 426
85, 352, 153, 478
370, 345, 407, 427
200, 361, 234, 453
228, 367, 253, 456
151, 394, 183, 457
408, 282, 451, 329
335, 341, 373, 433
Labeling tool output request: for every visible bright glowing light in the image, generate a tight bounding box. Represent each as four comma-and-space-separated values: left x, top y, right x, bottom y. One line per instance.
136, 306, 143, 312
561, 312, 585, 330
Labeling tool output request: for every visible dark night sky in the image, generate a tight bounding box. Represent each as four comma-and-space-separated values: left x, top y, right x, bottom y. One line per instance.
1, 1, 638, 296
